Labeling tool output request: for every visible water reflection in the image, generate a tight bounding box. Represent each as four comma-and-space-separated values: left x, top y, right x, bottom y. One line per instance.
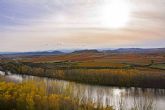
5, 74, 23, 82
1, 71, 165, 110
0, 71, 5, 76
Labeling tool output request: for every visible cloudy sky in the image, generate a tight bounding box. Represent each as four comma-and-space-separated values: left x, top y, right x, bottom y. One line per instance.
0, 0, 165, 52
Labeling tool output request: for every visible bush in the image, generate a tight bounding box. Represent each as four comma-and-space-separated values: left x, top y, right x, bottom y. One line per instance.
0, 81, 113, 110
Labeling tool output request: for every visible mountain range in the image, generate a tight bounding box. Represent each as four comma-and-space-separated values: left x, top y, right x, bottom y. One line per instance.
0, 48, 165, 56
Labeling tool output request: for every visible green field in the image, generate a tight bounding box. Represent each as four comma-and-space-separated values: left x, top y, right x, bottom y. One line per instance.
150, 63, 165, 69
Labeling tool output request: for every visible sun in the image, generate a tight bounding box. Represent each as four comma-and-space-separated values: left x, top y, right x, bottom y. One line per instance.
100, 0, 131, 29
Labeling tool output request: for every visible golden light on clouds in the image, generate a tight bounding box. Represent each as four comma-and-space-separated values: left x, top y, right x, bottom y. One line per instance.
0, 0, 165, 52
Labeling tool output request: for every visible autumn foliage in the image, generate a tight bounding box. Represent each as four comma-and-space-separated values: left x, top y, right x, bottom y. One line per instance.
0, 81, 113, 110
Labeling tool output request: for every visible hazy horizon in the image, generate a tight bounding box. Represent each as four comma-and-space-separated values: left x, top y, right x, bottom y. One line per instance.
0, 47, 165, 53
0, 0, 165, 52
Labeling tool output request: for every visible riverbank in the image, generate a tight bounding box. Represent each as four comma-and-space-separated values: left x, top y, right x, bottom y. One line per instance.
0, 62, 165, 89
0, 76, 114, 110
1, 71, 165, 110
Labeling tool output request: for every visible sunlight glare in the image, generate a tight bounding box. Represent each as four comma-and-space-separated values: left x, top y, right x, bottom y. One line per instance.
100, 0, 131, 29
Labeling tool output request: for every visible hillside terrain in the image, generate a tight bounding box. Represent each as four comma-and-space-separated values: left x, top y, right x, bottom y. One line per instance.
0, 48, 165, 88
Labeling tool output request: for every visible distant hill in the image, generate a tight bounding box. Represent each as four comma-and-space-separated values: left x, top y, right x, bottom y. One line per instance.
0, 51, 64, 56
1, 48, 165, 58
72, 49, 100, 54
104, 48, 165, 54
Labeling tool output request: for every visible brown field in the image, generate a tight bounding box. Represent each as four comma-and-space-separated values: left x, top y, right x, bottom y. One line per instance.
0, 52, 165, 88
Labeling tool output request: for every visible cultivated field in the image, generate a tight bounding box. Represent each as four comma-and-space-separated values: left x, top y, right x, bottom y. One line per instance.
0, 51, 165, 88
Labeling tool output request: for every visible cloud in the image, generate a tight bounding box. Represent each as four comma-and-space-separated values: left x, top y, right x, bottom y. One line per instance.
0, 0, 165, 51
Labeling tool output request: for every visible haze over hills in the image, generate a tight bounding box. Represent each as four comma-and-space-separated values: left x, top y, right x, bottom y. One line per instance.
104, 48, 165, 54
0, 51, 64, 56
0, 48, 165, 57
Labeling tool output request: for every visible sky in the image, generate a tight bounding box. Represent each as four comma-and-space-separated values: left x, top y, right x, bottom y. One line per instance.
0, 0, 165, 52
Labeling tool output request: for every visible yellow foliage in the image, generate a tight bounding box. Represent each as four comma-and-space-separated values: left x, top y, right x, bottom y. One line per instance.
0, 81, 113, 110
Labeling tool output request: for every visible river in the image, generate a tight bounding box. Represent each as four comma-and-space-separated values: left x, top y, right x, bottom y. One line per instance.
0, 71, 165, 110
